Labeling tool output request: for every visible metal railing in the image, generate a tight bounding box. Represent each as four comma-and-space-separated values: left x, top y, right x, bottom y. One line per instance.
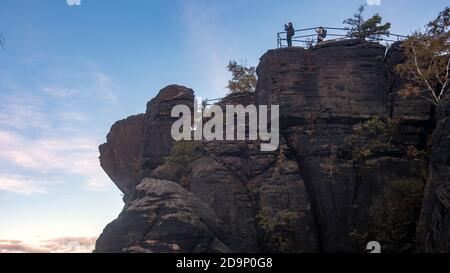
277, 27, 407, 48
202, 92, 255, 106
203, 98, 222, 106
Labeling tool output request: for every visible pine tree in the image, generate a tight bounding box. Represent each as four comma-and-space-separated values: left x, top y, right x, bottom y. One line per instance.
343, 5, 391, 40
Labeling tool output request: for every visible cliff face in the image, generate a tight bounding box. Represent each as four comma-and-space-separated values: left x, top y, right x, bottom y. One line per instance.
95, 39, 449, 253
99, 85, 194, 199
418, 92, 450, 252
99, 114, 144, 196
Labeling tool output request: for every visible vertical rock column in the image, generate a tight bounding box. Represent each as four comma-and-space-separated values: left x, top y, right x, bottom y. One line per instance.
141, 85, 195, 174
255, 40, 390, 252
418, 92, 450, 252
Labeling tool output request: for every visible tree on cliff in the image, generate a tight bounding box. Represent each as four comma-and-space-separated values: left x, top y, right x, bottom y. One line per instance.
343, 5, 391, 40
226, 60, 257, 93
396, 7, 449, 106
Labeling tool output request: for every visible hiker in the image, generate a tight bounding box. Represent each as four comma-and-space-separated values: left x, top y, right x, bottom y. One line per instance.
316, 26, 327, 43
284, 22, 295, 47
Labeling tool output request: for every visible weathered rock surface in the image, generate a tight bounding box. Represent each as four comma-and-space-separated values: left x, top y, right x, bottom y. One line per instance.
96, 39, 447, 253
418, 92, 450, 252
386, 41, 434, 148
99, 85, 194, 198
189, 139, 318, 252
99, 114, 144, 196
254, 39, 431, 252
141, 85, 194, 173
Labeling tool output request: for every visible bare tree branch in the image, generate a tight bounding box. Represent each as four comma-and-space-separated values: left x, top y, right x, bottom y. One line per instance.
438, 58, 450, 100
419, 95, 438, 105
411, 43, 440, 104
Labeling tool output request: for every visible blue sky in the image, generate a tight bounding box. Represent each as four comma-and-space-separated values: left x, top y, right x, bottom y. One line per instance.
0, 0, 447, 252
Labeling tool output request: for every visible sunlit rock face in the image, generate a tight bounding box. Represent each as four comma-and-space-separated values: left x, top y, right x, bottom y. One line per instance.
99, 114, 144, 197
96, 39, 445, 253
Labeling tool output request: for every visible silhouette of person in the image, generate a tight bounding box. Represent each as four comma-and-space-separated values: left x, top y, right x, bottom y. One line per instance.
284, 22, 295, 47
316, 26, 327, 43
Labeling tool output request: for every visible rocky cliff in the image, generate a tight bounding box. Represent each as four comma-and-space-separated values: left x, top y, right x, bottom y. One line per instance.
95, 39, 449, 253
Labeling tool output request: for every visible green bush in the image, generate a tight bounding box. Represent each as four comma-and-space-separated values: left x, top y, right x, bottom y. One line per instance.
256, 207, 300, 252
344, 116, 399, 161
164, 141, 200, 166
367, 179, 425, 253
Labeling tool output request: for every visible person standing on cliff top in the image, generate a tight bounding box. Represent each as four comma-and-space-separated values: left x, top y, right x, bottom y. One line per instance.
316, 26, 327, 43
285, 22, 295, 47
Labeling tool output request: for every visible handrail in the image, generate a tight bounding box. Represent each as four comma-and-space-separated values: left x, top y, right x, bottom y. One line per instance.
203, 92, 256, 106
277, 26, 407, 48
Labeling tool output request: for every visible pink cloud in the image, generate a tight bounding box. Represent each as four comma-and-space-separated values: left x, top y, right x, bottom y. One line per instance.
0, 130, 112, 194
0, 237, 97, 253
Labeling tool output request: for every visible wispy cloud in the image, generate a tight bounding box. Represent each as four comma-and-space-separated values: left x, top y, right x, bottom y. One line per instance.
0, 130, 112, 194
92, 72, 118, 102
0, 60, 120, 194
57, 111, 90, 123
42, 86, 81, 98
182, 1, 233, 97
0, 93, 49, 130
0, 237, 96, 253
0, 175, 46, 195
41, 70, 118, 102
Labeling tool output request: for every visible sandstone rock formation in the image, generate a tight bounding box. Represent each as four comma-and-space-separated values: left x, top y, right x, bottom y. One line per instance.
95, 178, 233, 253
141, 85, 194, 173
99, 85, 194, 200
95, 39, 448, 253
99, 114, 144, 197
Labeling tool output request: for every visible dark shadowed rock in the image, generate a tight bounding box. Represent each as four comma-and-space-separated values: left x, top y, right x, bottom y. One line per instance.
189, 155, 260, 252
141, 85, 194, 174
386, 42, 434, 149
257, 39, 389, 121
96, 39, 440, 253
172, 136, 319, 253
418, 92, 450, 252
95, 178, 233, 253
99, 85, 194, 197
255, 39, 430, 252
150, 161, 188, 183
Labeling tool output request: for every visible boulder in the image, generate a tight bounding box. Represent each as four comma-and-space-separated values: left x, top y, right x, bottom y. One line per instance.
95, 178, 233, 253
